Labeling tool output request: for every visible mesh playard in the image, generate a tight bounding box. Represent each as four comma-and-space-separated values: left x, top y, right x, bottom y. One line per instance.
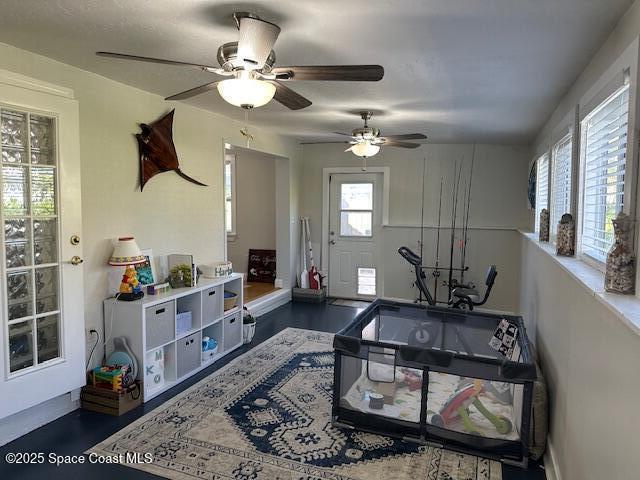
332, 300, 536, 467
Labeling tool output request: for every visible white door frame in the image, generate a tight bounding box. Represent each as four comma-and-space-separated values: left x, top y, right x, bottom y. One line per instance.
321, 167, 390, 294
221, 141, 292, 288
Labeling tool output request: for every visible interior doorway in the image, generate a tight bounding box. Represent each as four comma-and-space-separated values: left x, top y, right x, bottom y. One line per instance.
327, 172, 383, 299
223, 144, 290, 309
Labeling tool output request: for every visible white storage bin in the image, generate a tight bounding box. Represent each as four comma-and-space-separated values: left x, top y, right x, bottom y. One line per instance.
145, 301, 175, 349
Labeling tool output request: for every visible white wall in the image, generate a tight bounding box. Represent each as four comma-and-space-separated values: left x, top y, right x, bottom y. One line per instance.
0, 42, 302, 442
301, 143, 530, 311
227, 148, 276, 274
519, 238, 640, 480
524, 2, 640, 479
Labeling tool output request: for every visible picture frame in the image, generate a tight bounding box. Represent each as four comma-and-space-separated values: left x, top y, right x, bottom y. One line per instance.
135, 249, 157, 286
247, 249, 276, 283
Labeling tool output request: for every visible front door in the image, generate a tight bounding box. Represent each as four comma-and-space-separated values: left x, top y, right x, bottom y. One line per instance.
0, 73, 84, 419
328, 173, 381, 299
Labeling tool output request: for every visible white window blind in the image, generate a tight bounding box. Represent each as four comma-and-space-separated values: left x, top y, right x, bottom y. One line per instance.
534, 153, 549, 232
550, 134, 572, 236
580, 84, 629, 263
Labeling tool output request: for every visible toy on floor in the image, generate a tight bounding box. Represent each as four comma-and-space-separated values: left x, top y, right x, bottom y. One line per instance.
92, 365, 130, 392
431, 379, 512, 436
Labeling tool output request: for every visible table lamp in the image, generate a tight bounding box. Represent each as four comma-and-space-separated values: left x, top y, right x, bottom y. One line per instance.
109, 236, 146, 301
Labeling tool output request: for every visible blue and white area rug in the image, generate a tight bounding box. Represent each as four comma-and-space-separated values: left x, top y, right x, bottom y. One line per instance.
89, 328, 501, 479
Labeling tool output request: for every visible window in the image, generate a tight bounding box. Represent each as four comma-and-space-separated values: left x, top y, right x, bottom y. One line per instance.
550, 133, 573, 237
224, 153, 236, 236
534, 153, 549, 232
579, 83, 629, 263
339, 183, 373, 237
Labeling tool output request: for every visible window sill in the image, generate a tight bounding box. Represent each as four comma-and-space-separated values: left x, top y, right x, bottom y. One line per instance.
520, 231, 640, 336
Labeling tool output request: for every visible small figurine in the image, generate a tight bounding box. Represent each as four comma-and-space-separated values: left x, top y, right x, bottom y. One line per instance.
119, 266, 144, 300
539, 208, 550, 242
605, 212, 636, 294
556, 213, 575, 256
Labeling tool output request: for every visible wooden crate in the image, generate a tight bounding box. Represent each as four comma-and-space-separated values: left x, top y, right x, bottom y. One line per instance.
80, 383, 142, 416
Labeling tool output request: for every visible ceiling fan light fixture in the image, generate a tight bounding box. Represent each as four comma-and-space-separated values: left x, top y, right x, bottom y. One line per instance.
350, 140, 380, 158
217, 78, 276, 108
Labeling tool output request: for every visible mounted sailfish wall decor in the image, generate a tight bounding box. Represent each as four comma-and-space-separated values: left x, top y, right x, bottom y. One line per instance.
136, 110, 207, 190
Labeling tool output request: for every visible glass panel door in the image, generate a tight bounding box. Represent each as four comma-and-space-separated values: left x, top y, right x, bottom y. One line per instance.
1, 107, 60, 375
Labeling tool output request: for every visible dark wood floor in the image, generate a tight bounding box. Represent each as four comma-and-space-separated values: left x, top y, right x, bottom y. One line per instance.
0, 301, 546, 480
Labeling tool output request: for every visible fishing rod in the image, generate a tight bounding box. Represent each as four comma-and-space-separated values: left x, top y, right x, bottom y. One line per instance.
447, 159, 463, 300
460, 144, 476, 285
433, 176, 444, 302
418, 156, 426, 303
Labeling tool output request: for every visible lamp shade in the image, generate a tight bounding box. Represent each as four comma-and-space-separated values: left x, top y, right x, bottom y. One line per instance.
350, 140, 381, 158
217, 78, 276, 108
109, 236, 146, 266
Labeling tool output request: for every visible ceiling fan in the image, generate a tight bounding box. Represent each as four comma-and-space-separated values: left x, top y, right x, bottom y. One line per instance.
304, 111, 427, 157
96, 12, 384, 110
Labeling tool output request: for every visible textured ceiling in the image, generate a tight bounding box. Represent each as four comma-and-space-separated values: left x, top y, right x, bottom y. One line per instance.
0, 0, 633, 144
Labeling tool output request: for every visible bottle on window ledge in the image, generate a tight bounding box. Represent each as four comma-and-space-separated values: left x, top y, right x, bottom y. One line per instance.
605, 211, 636, 295
539, 209, 550, 242
556, 213, 575, 257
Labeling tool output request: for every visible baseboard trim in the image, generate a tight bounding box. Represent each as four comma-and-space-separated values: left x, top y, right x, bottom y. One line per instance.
543, 440, 561, 480
246, 288, 291, 317
0, 391, 79, 446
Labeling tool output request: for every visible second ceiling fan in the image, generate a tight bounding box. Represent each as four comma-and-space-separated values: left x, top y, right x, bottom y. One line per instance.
96, 12, 384, 110
305, 111, 427, 158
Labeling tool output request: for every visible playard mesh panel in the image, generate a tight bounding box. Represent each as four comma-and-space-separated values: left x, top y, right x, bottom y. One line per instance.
333, 300, 535, 464
358, 304, 524, 361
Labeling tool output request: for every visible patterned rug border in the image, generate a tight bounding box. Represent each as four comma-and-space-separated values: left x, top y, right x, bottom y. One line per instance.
87, 327, 324, 455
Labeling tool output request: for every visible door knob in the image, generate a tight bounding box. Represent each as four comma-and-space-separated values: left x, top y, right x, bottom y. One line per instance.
330, 240, 336, 245
68, 256, 84, 266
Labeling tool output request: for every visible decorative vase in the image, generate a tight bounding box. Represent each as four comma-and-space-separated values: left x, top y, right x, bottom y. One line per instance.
539, 208, 550, 242
556, 213, 575, 256
605, 211, 636, 294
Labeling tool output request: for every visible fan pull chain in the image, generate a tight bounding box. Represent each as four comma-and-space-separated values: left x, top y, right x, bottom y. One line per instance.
240, 108, 254, 148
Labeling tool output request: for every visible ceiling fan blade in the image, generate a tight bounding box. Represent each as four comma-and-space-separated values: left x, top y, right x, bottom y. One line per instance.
96, 51, 221, 71
382, 140, 422, 149
332, 132, 354, 136
271, 65, 384, 81
237, 16, 280, 69
381, 133, 428, 141
270, 81, 312, 110
165, 81, 220, 101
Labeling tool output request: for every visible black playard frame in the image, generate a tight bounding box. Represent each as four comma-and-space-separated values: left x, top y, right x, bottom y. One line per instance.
331, 299, 536, 468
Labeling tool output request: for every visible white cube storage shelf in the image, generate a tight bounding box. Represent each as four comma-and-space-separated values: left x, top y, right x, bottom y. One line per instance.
104, 273, 244, 402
